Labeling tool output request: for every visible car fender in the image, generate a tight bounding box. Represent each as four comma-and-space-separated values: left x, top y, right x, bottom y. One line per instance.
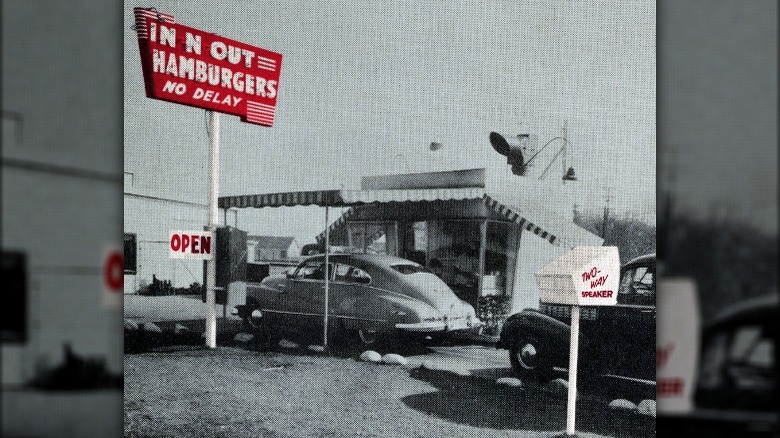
338, 291, 440, 332
245, 279, 284, 305
498, 309, 589, 363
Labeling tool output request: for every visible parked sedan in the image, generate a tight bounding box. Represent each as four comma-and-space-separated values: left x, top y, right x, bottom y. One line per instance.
235, 254, 481, 346
498, 254, 656, 382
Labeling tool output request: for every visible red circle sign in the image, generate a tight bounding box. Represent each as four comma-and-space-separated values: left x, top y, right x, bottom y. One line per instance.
104, 251, 124, 292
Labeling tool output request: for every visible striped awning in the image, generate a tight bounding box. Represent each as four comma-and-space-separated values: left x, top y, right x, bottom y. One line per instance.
483, 195, 559, 245
221, 187, 599, 248
219, 190, 343, 209
315, 195, 561, 245
219, 188, 484, 209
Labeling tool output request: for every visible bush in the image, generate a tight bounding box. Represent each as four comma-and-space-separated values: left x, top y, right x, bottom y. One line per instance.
477, 295, 512, 336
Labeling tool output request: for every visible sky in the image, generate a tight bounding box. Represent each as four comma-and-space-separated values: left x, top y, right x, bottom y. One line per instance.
658, 0, 777, 236
124, 1, 656, 244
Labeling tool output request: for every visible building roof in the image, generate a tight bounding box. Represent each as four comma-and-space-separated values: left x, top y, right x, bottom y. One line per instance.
247, 235, 296, 249
221, 168, 602, 249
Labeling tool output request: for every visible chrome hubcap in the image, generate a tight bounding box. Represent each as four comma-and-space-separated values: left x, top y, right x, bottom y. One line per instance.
249, 309, 263, 328
518, 343, 538, 369
358, 329, 377, 344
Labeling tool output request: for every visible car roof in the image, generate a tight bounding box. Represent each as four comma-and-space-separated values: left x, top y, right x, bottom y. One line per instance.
302, 253, 419, 268
622, 253, 656, 270
704, 293, 779, 333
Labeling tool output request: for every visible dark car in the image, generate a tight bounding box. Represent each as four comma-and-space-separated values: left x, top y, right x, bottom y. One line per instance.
660, 294, 778, 436
235, 254, 480, 346
497, 253, 656, 381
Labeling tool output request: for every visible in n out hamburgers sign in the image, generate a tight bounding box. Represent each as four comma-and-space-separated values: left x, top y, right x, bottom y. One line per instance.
133, 8, 282, 125
133, 8, 283, 349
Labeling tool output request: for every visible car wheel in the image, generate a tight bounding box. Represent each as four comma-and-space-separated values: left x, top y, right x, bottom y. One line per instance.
509, 335, 552, 382
242, 308, 275, 345
357, 328, 378, 345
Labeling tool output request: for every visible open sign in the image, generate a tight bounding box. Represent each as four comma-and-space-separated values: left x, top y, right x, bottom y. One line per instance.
169, 230, 214, 260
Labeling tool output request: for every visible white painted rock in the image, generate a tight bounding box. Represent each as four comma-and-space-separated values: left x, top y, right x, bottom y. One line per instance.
308, 345, 325, 353
234, 332, 254, 343
359, 350, 382, 363
609, 399, 638, 411
496, 377, 523, 387
174, 323, 189, 334
548, 378, 568, 394
124, 319, 139, 331
381, 353, 408, 366
278, 339, 299, 349
637, 399, 656, 417
142, 322, 162, 333
421, 360, 438, 370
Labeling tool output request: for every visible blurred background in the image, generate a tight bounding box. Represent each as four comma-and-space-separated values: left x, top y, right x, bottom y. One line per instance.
1, 0, 777, 436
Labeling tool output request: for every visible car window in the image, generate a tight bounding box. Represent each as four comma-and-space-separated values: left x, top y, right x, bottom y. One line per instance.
294, 262, 331, 280
617, 266, 655, 305
334, 263, 371, 285
698, 323, 777, 409
391, 264, 429, 275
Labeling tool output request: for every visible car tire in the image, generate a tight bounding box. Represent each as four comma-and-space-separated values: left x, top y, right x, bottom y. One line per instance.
241, 307, 276, 346
357, 327, 379, 346
509, 335, 552, 383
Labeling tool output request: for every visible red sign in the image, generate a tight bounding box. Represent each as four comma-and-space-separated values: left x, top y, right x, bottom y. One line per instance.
133, 8, 282, 126
169, 230, 215, 260
104, 250, 124, 292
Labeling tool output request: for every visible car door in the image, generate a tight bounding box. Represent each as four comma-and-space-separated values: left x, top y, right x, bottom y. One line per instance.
282, 261, 334, 340
588, 263, 656, 379
331, 263, 377, 332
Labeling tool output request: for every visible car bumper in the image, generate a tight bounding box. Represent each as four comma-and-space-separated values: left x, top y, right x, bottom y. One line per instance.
445, 316, 482, 331
395, 321, 447, 332
395, 317, 482, 333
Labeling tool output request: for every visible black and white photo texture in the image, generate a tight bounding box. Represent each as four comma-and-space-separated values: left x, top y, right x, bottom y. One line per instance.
123, 1, 656, 436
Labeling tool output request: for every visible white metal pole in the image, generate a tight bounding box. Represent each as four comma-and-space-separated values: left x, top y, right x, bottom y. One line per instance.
323, 206, 330, 349
566, 304, 581, 436
205, 110, 220, 349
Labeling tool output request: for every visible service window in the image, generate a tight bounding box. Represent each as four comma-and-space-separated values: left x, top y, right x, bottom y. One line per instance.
617, 266, 655, 305
1, 251, 26, 343
124, 233, 137, 274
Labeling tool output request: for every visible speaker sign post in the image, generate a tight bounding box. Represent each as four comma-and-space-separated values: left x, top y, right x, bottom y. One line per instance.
535, 246, 620, 437
134, 8, 282, 348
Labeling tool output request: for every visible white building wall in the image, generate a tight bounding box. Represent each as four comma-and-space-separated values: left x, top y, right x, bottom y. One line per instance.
123, 195, 209, 293
1, 3, 123, 413
510, 231, 569, 314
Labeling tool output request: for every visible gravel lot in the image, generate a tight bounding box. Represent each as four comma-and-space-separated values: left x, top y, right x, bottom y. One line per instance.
124, 346, 655, 437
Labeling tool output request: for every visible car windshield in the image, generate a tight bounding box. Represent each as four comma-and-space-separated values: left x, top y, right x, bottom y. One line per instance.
391, 264, 430, 275
697, 323, 777, 410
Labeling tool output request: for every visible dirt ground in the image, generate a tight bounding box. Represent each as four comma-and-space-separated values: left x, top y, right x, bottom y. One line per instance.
124, 346, 655, 437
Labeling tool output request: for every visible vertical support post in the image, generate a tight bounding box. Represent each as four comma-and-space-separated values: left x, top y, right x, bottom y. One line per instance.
477, 219, 488, 299
562, 120, 568, 183
205, 110, 220, 349
323, 206, 330, 349
566, 304, 581, 436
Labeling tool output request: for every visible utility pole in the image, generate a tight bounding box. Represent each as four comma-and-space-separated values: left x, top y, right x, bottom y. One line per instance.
562, 120, 568, 181
602, 187, 611, 240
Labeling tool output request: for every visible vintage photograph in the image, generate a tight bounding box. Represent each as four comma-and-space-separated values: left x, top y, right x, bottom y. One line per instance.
123, 2, 655, 436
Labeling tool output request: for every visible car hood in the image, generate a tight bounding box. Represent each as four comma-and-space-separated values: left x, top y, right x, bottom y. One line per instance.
401, 272, 475, 316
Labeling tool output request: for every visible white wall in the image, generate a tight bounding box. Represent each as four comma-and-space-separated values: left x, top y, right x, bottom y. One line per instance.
123, 195, 209, 292
1, 0, 123, 397
510, 231, 569, 314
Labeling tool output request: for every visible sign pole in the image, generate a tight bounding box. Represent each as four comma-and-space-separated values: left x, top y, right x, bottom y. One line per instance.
205, 110, 220, 349
566, 304, 581, 436
323, 206, 330, 350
